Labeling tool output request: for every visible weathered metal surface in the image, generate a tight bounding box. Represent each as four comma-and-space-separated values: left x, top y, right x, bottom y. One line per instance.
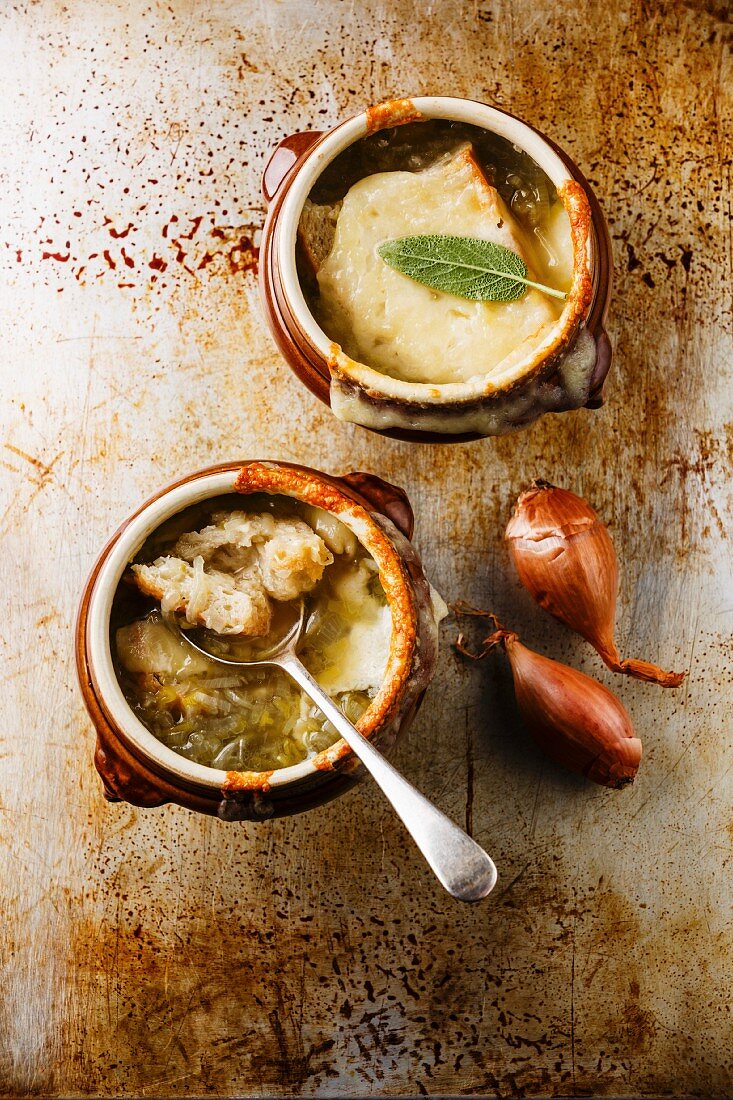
0, 0, 731, 1095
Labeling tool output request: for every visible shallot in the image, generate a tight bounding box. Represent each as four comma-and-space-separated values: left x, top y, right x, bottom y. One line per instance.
506, 481, 685, 688
455, 607, 642, 789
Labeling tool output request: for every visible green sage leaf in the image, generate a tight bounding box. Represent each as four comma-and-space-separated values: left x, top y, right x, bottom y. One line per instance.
377, 234, 567, 303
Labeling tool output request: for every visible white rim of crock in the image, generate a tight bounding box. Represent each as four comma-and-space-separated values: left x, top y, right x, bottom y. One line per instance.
86, 469, 382, 792
277, 95, 584, 401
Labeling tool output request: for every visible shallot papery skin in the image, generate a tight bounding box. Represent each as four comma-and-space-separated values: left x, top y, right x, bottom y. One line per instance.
497, 630, 642, 789
506, 482, 685, 688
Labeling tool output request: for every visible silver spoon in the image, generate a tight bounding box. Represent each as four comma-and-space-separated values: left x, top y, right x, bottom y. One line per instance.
181, 602, 497, 903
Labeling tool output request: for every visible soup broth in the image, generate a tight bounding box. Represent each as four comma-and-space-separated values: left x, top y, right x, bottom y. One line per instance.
111, 493, 391, 772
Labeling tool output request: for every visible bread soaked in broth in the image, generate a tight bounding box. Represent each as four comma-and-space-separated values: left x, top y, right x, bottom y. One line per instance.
112, 493, 391, 772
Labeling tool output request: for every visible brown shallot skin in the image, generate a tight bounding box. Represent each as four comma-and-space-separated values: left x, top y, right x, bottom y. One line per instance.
473, 625, 642, 789
506, 482, 685, 688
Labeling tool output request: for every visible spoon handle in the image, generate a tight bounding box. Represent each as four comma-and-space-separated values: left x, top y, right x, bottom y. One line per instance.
279, 654, 497, 903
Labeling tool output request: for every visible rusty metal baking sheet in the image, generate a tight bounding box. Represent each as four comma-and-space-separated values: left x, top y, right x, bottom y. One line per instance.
0, 0, 731, 1096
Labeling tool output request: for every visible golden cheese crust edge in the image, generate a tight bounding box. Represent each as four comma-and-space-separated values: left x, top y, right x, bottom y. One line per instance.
221, 462, 427, 782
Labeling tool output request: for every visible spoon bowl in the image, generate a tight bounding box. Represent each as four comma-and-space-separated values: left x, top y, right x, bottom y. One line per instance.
182, 598, 307, 667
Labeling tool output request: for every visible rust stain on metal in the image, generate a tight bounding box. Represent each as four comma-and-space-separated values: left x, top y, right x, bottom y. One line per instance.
0, 0, 731, 1096
35, 212, 263, 291
3, 444, 60, 484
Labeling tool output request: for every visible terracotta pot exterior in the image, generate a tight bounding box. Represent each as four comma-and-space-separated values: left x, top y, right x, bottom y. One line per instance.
259, 102, 613, 443
76, 462, 438, 821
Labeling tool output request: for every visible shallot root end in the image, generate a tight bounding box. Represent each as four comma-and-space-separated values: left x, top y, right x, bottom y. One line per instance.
454, 628, 512, 661
454, 632, 487, 661
452, 604, 516, 661
451, 600, 500, 624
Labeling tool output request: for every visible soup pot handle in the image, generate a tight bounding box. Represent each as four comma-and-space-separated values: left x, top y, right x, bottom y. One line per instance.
262, 131, 324, 204
339, 471, 415, 540
585, 327, 612, 408
94, 739, 169, 808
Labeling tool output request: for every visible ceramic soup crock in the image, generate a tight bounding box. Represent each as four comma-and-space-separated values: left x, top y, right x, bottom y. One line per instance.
76, 461, 442, 821
259, 95, 613, 443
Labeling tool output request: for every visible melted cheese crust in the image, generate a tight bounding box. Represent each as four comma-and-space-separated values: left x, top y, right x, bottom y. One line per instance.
315, 147, 567, 385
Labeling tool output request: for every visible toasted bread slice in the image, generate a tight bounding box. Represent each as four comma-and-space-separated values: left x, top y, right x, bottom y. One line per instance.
133, 556, 273, 637
297, 144, 540, 280
445, 144, 545, 273
131, 513, 333, 637
297, 198, 343, 280
312, 143, 558, 386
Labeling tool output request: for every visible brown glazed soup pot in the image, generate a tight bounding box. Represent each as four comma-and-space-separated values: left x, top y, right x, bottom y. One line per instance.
259, 95, 613, 443
76, 461, 443, 821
